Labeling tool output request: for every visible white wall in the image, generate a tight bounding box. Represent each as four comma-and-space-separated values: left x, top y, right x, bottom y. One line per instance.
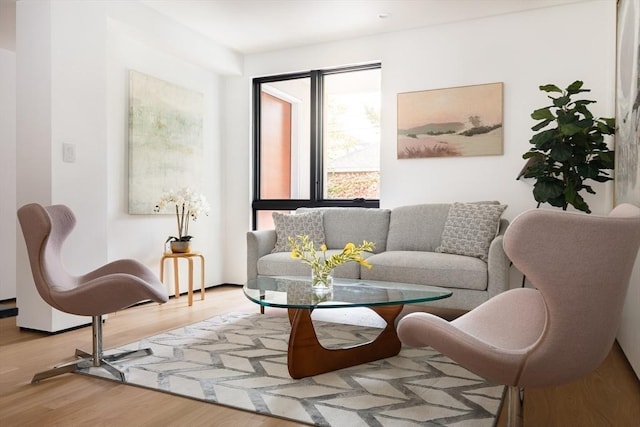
15, 0, 240, 331
0, 48, 16, 301
106, 19, 222, 287
222, 0, 618, 285
16, 0, 72, 331
380, 4, 617, 215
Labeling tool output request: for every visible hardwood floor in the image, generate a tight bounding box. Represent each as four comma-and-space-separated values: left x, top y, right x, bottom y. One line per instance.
1, 285, 639, 426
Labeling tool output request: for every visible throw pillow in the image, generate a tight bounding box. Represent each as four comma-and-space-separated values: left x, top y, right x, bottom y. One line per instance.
435, 202, 507, 261
271, 211, 325, 253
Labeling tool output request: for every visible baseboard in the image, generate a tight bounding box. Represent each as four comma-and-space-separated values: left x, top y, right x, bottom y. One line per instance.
0, 303, 18, 319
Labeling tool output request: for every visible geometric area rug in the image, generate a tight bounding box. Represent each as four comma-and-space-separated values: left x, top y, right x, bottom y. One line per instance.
79, 312, 505, 426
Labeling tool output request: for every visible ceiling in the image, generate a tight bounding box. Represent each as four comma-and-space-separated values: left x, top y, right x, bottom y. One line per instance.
143, 0, 587, 54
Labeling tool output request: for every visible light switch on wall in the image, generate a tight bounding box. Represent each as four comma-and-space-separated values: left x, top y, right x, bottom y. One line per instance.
62, 143, 76, 163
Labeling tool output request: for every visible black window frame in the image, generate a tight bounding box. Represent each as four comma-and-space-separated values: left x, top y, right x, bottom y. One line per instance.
251, 63, 381, 229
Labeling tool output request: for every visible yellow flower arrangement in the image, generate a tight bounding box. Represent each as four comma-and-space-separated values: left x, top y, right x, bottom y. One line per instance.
288, 234, 375, 288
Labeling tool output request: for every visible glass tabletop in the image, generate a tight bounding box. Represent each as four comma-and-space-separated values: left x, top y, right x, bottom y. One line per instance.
243, 276, 452, 309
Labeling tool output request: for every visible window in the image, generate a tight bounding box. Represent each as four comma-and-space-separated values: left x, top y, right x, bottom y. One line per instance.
252, 64, 381, 229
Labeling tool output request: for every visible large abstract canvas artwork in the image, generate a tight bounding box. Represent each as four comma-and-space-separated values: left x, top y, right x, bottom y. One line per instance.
616, 0, 640, 206
128, 70, 204, 214
397, 82, 503, 159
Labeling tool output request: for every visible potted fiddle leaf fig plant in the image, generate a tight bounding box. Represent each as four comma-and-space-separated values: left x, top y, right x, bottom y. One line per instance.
520, 80, 615, 213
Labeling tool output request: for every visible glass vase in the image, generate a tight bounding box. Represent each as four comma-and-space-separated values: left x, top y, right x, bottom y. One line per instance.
311, 269, 333, 292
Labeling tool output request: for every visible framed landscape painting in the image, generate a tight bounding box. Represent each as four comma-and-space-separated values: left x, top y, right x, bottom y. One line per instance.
397, 82, 503, 159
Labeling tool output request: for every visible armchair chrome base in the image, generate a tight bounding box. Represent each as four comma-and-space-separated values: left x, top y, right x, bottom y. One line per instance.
31, 315, 153, 384
507, 385, 524, 427
31, 348, 153, 383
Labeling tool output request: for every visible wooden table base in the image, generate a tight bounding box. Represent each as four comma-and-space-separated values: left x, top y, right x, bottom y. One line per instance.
286, 305, 403, 379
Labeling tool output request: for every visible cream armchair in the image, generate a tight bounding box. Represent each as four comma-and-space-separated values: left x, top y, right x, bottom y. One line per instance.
17, 203, 169, 383
397, 204, 640, 426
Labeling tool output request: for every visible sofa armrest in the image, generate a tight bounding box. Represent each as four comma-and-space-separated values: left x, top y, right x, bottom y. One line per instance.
486, 223, 511, 299
247, 229, 277, 280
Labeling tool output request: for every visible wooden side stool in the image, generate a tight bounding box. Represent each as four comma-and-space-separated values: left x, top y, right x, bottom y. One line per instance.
160, 252, 205, 306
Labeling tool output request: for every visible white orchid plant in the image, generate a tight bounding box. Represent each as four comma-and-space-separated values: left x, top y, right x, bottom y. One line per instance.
155, 187, 210, 243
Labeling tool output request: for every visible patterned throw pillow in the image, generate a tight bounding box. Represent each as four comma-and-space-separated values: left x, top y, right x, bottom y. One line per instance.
435, 202, 507, 261
271, 211, 325, 253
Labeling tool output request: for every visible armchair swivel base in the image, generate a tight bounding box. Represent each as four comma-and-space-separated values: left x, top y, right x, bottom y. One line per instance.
31, 315, 154, 383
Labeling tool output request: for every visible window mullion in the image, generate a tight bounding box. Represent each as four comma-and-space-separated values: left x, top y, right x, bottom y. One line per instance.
252, 82, 262, 201
310, 70, 322, 201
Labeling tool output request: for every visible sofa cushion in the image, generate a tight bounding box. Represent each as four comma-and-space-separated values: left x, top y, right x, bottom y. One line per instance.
271, 211, 325, 253
386, 204, 452, 252
362, 251, 488, 291
297, 207, 390, 253
435, 202, 507, 261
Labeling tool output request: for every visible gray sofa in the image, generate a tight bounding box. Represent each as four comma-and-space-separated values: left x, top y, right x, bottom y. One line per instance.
246, 203, 510, 311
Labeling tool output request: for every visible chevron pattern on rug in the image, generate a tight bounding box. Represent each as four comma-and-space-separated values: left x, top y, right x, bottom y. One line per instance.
81, 312, 504, 426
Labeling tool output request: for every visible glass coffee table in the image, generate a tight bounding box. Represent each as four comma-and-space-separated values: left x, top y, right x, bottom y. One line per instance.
243, 276, 452, 378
